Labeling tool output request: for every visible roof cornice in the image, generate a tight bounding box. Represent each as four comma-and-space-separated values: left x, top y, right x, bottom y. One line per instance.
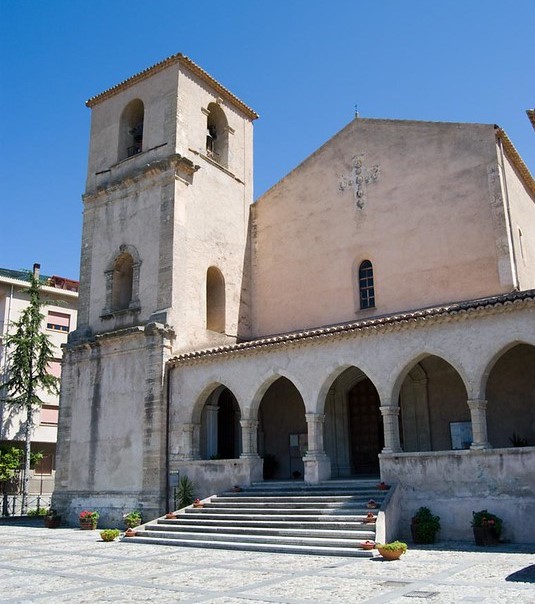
495, 127, 535, 197
85, 53, 258, 120
168, 289, 535, 367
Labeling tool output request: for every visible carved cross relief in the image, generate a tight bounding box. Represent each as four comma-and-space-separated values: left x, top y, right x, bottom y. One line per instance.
338, 154, 381, 209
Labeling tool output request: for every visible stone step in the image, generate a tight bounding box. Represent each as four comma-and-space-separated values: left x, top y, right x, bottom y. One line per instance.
148, 522, 375, 540
185, 507, 378, 517
124, 535, 375, 557
160, 517, 376, 533
139, 528, 372, 549
123, 478, 383, 557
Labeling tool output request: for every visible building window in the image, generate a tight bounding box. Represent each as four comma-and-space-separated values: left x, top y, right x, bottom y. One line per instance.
118, 99, 144, 161
46, 311, 70, 332
359, 260, 375, 309
39, 405, 59, 427
47, 359, 62, 379
206, 266, 225, 333
205, 103, 229, 168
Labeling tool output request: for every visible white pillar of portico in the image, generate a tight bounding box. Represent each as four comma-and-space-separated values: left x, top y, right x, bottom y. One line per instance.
468, 398, 491, 450
240, 419, 260, 458
303, 412, 331, 483
379, 405, 402, 453
182, 423, 201, 460
205, 404, 219, 459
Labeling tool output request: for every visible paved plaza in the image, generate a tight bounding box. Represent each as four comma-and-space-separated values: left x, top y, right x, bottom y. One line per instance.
0, 524, 533, 603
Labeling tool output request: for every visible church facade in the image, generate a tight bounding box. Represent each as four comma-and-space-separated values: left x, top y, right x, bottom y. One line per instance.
54, 53, 535, 542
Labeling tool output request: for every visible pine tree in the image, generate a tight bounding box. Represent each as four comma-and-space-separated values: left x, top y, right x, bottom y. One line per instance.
1, 265, 59, 513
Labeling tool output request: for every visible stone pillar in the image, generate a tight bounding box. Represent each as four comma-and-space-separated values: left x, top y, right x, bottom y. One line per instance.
240, 419, 260, 458
467, 399, 491, 450
205, 404, 219, 459
379, 405, 402, 453
303, 413, 331, 483
182, 423, 201, 460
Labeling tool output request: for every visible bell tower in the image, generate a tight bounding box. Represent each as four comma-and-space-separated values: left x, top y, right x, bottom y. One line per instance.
54, 54, 257, 524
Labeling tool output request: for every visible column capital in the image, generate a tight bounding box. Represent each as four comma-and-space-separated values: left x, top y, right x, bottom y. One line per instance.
379, 405, 400, 417
305, 412, 325, 424
240, 419, 259, 430
182, 422, 199, 433
467, 398, 488, 410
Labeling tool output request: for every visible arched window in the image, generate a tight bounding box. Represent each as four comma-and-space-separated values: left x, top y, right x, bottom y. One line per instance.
206, 266, 225, 333
205, 103, 229, 168
102, 245, 141, 319
118, 99, 144, 161
111, 253, 134, 310
358, 260, 375, 309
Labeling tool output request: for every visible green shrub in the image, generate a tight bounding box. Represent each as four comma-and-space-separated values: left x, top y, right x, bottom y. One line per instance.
100, 529, 120, 542
176, 475, 195, 508
27, 507, 47, 516
375, 541, 408, 552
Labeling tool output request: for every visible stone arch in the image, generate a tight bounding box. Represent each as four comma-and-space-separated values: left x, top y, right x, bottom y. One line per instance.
192, 382, 242, 460
103, 244, 141, 315
477, 338, 535, 398
206, 266, 225, 333
484, 342, 535, 448
255, 376, 307, 480
395, 353, 469, 452
118, 98, 144, 161
249, 370, 308, 419
322, 366, 383, 476
390, 349, 470, 405
206, 102, 229, 167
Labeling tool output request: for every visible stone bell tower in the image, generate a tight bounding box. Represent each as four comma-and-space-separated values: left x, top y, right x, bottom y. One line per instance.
54, 54, 257, 524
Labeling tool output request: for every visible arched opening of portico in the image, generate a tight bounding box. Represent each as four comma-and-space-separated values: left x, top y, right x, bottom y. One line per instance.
324, 367, 383, 477
486, 344, 535, 448
199, 386, 241, 459
257, 377, 306, 480
399, 355, 469, 451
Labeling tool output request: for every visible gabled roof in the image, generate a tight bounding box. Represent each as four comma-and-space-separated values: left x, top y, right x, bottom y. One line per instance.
85, 53, 258, 120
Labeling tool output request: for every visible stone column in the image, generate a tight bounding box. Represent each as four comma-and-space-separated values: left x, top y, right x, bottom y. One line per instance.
303, 413, 331, 483
467, 399, 491, 449
379, 405, 402, 453
240, 419, 260, 458
182, 423, 201, 460
205, 404, 219, 459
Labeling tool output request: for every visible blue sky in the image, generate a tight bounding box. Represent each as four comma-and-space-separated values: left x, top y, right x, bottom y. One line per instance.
1, 0, 534, 280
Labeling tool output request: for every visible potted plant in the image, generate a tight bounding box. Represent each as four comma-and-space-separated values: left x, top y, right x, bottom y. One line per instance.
176, 475, 195, 509
44, 508, 61, 529
79, 510, 99, 530
100, 529, 120, 542
123, 509, 142, 528
471, 510, 502, 546
360, 540, 376, 550
411, 507, 440, 544
376, 541, 408, 560
193, 498, 204, 508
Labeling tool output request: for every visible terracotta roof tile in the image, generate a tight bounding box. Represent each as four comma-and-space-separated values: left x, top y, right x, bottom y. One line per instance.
86, 53, 258, 120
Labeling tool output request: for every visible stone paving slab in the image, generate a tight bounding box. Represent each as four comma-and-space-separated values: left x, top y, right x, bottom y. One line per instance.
0, 525, 533, 603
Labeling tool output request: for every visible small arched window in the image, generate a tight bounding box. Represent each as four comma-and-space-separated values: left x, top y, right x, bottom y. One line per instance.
206, 266, 225, 333
206, 103, 229, 168
111, 253, 134, 311
358, 260, 375, 309
118, 99, 144, 161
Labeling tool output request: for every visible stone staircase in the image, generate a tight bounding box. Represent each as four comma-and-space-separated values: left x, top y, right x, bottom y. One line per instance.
124, 479, 388, 557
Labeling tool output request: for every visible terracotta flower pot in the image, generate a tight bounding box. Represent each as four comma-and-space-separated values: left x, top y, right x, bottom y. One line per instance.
360, 541, 375, 550
79, 519, 97, 530
473, 526, 500, 546
377, 546, 404, 560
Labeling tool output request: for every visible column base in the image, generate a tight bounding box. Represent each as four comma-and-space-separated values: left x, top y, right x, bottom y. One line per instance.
303, 453, 331, 484
470, 442, 491, 450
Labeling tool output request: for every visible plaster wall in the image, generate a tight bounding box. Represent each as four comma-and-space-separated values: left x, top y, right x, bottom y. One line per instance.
380, 448, 535, 543
252, 119, 508, 336
501, 150, 535, 289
